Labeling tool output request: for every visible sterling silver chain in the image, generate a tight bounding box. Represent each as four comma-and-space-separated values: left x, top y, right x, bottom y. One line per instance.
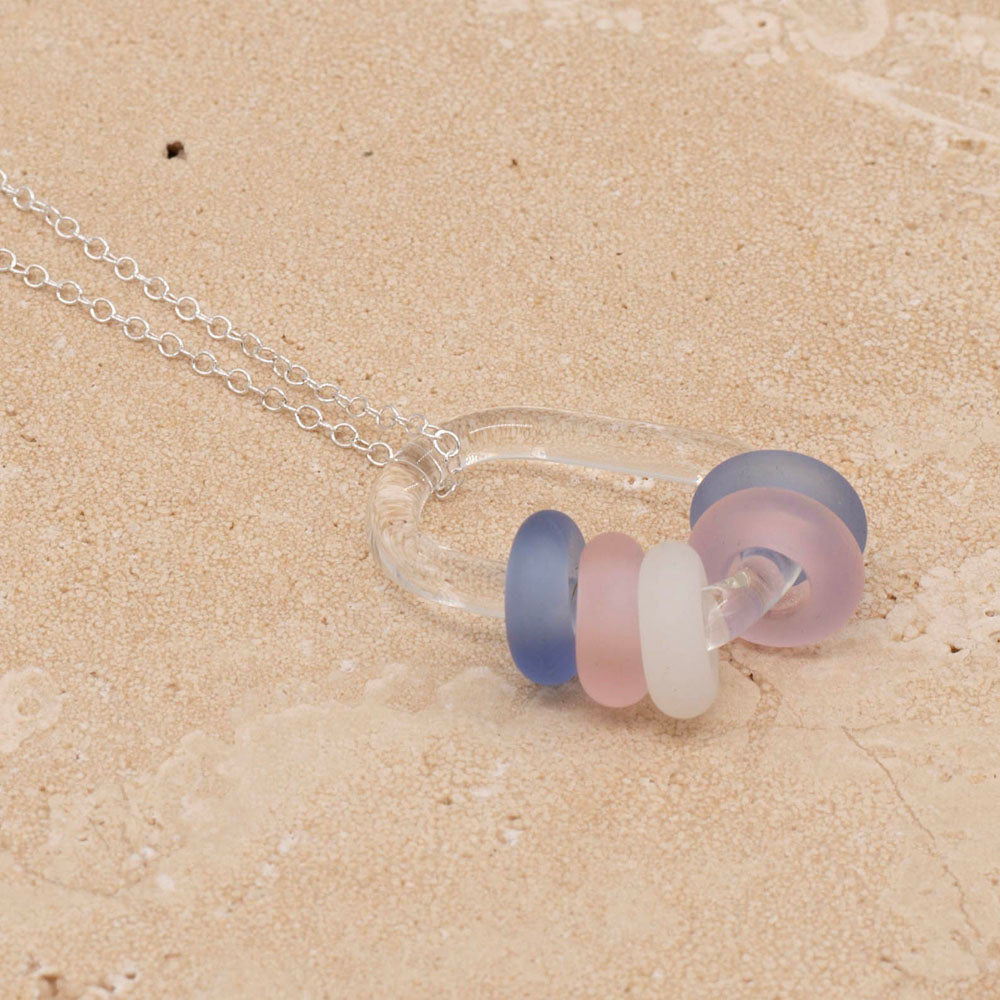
0, 168, 462, 497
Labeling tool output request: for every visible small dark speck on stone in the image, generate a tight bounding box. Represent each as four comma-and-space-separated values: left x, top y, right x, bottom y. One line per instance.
165, 141, 185, 159
510, 157, 518, 167
363, 150, 373, 157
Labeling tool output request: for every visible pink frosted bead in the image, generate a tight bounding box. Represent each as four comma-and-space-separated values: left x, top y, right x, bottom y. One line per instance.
575, 532, 648, 708
689, 486, 865, 647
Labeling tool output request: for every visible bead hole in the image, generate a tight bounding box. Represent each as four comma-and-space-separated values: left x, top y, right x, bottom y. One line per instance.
768, 578, 811, 617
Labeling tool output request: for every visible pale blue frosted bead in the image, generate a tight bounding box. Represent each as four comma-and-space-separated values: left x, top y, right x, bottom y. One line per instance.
690, 450, 867, 552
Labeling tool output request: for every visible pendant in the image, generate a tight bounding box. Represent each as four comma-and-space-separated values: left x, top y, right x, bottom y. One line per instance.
368, 407, 866, 719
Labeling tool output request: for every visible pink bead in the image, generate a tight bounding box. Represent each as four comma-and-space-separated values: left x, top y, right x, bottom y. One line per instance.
688, 486, 865, 647
575, 532, 648, 707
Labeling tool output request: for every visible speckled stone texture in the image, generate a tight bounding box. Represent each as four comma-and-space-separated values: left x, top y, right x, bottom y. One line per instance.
1, 1, 999, 997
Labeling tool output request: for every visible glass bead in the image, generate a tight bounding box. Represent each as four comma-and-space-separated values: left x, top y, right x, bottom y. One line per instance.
689, 487, 865, 647
575, 533, 647, 708
504, 510, 585, 686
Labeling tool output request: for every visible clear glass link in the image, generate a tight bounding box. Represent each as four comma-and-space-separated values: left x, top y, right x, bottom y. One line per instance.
368, 406, 802, 649
702, 548, 802, 650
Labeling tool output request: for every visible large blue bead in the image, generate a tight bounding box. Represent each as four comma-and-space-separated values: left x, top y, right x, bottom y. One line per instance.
504, 510, 585, 686
690, 450, 867, 552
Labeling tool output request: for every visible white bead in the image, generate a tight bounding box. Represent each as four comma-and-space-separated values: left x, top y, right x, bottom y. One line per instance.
638, 541, 719, 719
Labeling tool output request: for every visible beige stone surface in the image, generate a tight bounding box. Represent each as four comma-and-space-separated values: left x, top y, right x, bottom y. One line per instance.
1, 0, 999, 996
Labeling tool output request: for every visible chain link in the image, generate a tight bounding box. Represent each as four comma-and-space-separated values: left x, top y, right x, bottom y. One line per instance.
0, 169, 463, 496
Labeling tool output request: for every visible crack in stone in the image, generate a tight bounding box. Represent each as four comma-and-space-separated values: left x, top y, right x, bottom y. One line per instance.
725, 647, 782, 740
877, 951, 932, 989
10, 859, 123, 901
842, 726, 985, 954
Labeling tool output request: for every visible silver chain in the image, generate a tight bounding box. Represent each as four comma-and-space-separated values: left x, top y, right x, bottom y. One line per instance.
0, 168, 462, 497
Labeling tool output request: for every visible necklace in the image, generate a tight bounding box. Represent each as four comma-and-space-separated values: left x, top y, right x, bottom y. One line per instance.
0, 168, 868, 721
0, 169, 463, 495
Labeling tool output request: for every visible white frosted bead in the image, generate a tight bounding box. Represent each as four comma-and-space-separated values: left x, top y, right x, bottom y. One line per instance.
638, 541, 719, 719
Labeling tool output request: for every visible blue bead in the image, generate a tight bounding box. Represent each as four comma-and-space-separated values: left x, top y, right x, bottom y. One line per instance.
690, 450, 867, 552
504, 510, 585, 686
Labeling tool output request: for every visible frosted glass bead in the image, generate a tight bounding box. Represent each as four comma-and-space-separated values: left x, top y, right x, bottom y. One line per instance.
575, 533, 647, 708
689, 486, 865, 647
638, 541, 719, 719
504, 510, 585, 686
690, 450, 867, 552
